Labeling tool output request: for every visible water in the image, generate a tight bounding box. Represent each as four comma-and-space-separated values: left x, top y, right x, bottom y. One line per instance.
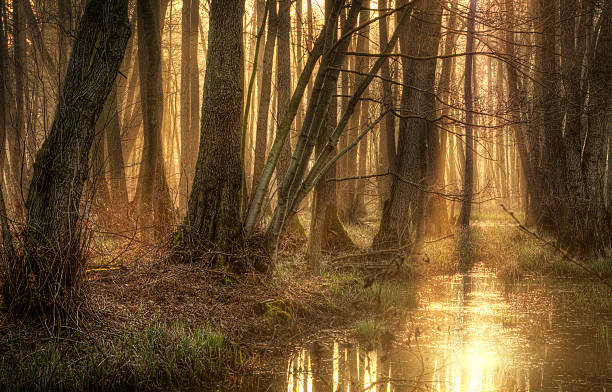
277, 264, 611, 391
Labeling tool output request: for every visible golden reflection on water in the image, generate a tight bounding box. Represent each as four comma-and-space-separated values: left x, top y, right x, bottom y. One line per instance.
284, 264, 611, 392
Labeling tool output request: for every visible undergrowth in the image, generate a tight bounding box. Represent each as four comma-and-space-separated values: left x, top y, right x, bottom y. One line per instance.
0, 316, 252, 391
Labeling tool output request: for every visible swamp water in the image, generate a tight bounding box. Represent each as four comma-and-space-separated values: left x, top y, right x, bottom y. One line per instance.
268, 264, 611, 391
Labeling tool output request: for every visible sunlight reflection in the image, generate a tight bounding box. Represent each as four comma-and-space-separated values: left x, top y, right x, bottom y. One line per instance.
285, 264, 611, 392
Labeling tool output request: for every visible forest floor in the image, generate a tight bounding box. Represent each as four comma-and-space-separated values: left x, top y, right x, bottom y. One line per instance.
0, 210, 611, 390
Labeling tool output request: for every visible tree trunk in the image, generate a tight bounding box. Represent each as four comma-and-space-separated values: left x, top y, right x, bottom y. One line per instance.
8, 0, 27, 217
377, 0, 397, 200
3, 0, 130, 322
266, 0, 362, 249
251, 2, 277, 199
105, 85, 129, 207
188, 0, 200, 206
373, 0, 442, 248
137, 0, 172, 238
183, 0, 244, 264
178, 0, 192, 212
307, 0, 356, 270
354, 5, 370, 219
457, 0, 476, 227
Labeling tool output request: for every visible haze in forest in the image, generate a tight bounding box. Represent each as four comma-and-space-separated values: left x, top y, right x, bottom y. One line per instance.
0, 0, 610, 390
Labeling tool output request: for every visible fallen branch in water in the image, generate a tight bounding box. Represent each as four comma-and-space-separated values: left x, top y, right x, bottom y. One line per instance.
500, 203, 612, 290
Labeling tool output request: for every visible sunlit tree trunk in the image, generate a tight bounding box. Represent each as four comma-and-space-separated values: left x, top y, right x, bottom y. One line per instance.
136, 0, 172, 237
377, 0, 397, 200
189, 0, 200, 199
340, 37, 359, 224
307, 0, 356, 270
354, 5, 370, 219
179, 0, 192, 212
458, 0, 476, 227
427, 1, 457, 236
266, 0, 362, 247
251, 2, 277, 199
183, 0, 244, 264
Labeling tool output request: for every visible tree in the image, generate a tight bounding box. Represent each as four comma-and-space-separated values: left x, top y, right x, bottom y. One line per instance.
183, 0, 245, 263
307, 0, 357, 271
179, 0, 201, 213
136, 0, 172, 237
251, 1, 277, 199
2, 0, 131, 323
373, 0, 443, 248
457, 0, 476, 227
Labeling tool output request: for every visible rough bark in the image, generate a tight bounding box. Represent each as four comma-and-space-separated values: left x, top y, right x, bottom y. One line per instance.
275, 0, 293, 189
3, 0, 130, 322
373, 0, 442, 247
183, 0, 245, 264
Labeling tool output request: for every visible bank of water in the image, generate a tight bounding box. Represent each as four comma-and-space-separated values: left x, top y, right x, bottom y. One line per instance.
269, 263, 611, 391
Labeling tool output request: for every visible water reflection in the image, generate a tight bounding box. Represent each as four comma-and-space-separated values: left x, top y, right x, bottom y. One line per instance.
283, 264, 611, 391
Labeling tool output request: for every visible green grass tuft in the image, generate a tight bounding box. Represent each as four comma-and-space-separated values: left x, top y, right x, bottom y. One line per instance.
0, 317, 250, 391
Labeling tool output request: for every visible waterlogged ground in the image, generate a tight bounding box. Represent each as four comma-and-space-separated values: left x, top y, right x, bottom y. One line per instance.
269, 264, 611, 391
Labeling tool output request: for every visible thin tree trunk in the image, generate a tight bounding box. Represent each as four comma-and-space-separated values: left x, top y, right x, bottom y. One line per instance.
137, 0, 172, 237
354, 5, 370, 219
251, 2, 277, 198
188, 0, 200, 202
458, 0, 476, 227
8, 0, 26, 216
105, 85, 129, 207
307, 0, 356, 270
377, 0, 397, 200
179, 0, 192, 212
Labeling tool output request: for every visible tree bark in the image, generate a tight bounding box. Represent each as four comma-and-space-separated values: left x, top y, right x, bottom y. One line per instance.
137, 0, 172, 237
178, 0, 192, 212
3, 0, 130, 321
251, 2, 277, 198
458, 0, 476, 227
354, 5, 370, 219
307, 0, 356, 270
377, 0, 397, 200
373, 0, 442, 247
105, 85, 129, 207
183, 0, 245, 264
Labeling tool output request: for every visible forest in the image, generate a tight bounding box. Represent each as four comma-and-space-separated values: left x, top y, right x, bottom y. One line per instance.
0, 0, 610, 390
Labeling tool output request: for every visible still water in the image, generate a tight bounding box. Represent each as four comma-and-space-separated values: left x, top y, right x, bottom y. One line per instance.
279, 264, 611, 391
